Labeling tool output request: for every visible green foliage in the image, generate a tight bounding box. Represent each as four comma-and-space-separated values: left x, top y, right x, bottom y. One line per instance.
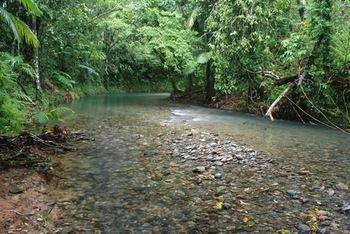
0, 53, 27, 135
51, 71, 76, 90
1, 0, 350, 134
33, 107, 74, 127
0, 0, 41, 47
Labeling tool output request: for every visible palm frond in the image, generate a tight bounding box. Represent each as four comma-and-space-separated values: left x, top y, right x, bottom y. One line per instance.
12, 15, 40, 48
16, 0, 42, 16
0, 7, 40, 48
0, 7, 20, 42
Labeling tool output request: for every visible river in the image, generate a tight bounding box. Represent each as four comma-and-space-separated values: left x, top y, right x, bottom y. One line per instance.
52, 93, 350, 233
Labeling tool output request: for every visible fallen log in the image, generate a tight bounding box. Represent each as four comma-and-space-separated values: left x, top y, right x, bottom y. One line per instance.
275, 74, 299, 86
264, 73, 306, 121
265, 83, 295, 121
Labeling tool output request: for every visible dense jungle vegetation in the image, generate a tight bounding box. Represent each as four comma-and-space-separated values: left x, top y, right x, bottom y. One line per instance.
1, 0, 350, 135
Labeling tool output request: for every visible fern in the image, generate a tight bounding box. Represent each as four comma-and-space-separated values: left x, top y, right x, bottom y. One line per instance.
78, 64, 100, 77
33, 107, 74, 131
52, 71, 76, 90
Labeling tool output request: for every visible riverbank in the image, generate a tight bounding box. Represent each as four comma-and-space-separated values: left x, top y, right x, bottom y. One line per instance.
173, 92, 350, 132
0, 168, 59, 233
0, 128, 90, 233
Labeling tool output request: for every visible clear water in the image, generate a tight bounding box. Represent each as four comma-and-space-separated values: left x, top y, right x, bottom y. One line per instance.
170, 104, 350, 181
55, 93, 350, 233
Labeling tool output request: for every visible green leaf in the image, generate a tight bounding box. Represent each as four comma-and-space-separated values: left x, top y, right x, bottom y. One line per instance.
16, 0, 42, 16
33, 112, 50, 124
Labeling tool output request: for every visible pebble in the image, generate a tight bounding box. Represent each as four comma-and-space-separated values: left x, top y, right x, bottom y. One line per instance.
341, 204, 350, 215
214, 161, 223, 166
287, 190, 300, 196
9, 184, 24, 194
192, 166, 206, 173
297, 224, 310, 233
214, 173, 222, 179
143, 151, 157, 157
327, 188, 335, 196
236, 154, 245, 160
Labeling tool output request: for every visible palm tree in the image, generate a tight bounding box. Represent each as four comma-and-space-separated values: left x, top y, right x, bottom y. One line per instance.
0, 0, 42, 48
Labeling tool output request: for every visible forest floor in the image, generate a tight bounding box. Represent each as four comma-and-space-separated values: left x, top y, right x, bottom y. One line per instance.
0, 128, 89, 233
0, 168, 61, 233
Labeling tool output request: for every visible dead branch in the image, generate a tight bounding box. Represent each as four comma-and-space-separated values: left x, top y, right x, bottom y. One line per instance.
265, 83, 295, 121
263, 71, 304, 86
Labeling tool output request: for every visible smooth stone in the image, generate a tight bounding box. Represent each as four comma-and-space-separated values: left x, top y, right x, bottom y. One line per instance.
193, 166, 206, 173
287, 190, 301, 196
327, 189, 335, 196
9, 184, 24, 194
341, 204, 350, 215
214, 173, 222, 179
223, 203, 231, 210
214, 161, 223, 166
143, 151, 157, 157
236, 154, 245, 160
297, 224, 311, 233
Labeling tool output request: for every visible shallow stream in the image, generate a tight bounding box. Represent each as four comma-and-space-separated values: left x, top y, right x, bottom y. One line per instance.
53, 93, 350, 233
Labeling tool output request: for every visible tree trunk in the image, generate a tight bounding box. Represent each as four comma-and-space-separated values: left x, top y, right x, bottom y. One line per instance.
170, 76, 180, 94
205, 59, 215, 102
296, 0, 305, 21
186, 73, 193, 94
32, 16, 41, 100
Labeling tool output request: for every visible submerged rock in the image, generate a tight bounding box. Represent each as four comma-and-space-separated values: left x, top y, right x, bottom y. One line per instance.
213, 161, 223, 166
297, 224, 310, 234
236, 154, 245, 160
341, 204, 350, 215
327, 188, 335, 196
143, 151, 157, 157
287, 190, 302, 199
287, 190, 300, 196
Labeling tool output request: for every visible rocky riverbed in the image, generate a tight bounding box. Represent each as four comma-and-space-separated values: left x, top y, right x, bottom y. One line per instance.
49, 116, 350, 233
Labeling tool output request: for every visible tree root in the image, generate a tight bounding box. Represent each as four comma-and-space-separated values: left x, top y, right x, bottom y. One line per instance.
0, 125, 89, 173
